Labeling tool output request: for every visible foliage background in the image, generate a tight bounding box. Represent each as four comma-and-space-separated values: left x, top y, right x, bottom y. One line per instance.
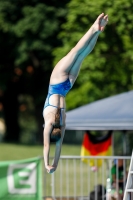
54, 0, 133, 109
0, 0, 132, 153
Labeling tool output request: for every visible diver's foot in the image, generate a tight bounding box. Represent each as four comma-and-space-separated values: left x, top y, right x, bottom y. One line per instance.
92, 13, 108, 32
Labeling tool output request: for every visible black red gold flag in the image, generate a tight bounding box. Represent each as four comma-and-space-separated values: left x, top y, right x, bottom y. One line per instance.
81, 131, 113, 167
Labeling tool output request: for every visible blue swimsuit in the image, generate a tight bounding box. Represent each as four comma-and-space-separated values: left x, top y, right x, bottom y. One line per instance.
43, 78, 72, 125
44, 78, 72, 109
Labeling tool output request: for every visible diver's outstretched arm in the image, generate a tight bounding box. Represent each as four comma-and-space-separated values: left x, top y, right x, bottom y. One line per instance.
53, 127, 65, 166
46, 127, 65, 174
43, 121, 53, 171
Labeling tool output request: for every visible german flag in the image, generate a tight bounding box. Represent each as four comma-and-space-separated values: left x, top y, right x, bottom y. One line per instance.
81, 131, 113, 167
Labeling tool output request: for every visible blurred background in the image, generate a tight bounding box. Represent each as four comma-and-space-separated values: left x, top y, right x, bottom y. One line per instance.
0, 0, 133, 158
0, 1, 133, 200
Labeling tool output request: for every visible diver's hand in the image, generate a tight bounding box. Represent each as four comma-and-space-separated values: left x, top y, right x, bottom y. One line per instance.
46, 165, 56, 174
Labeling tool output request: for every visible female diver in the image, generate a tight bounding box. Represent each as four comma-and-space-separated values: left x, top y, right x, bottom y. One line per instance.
43, 13, 108, 173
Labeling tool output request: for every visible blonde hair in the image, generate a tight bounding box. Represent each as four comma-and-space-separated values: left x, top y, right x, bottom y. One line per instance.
50, 107, 61, 143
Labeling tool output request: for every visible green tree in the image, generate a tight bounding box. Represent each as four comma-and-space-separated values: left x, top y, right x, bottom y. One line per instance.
0, 0, 69, 142
53, 0, 133, 110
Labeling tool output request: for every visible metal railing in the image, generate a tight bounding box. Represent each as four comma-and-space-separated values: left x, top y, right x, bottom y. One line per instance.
43, 156, 131, 200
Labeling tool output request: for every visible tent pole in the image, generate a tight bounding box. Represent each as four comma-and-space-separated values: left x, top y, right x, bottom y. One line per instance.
112, 131, 114, 156
123, 131, 127, 155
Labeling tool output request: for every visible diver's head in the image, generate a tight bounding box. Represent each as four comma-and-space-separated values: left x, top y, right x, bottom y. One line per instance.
50, 127, 61, 143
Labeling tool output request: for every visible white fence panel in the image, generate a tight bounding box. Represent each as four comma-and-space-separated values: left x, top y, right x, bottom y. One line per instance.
43, 156, 131, 200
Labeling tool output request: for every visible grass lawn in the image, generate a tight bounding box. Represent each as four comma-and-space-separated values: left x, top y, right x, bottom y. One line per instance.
0, 143, 81, 161
0, 143, 108, 197
0, 143, 84, 197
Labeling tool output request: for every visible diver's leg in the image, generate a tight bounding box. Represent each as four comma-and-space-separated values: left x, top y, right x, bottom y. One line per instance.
68, 32, 100, 85
50, 13, 108, 83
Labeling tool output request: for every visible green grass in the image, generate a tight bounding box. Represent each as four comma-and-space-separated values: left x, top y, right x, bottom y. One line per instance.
0, 143, 108, 197
0, 143, 81, 161
0, 143, 83, 197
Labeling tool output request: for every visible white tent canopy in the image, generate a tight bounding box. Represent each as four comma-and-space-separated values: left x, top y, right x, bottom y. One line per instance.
66, 90, 133, 130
